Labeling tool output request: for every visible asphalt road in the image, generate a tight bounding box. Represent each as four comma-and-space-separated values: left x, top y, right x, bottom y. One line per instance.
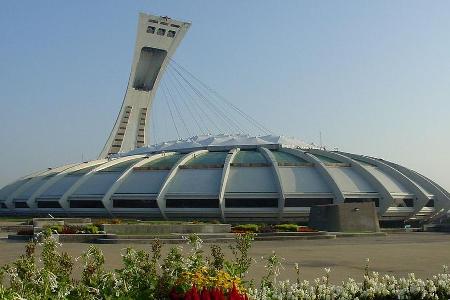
0, 232, 449, 283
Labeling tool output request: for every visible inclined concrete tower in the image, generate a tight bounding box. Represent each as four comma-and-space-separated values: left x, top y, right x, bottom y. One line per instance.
99, 13, 190, 158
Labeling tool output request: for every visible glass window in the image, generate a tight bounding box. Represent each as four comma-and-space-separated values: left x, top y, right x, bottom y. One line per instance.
69, 200, 104, 208
225, 198, 278, 208
166, 199, 219, 208
147, 26, 155, 34
399, 198, 414, 207
285, 198, 333, 207
344, 198, 379, 207
37, 201, 61, 208
14, 202, 29, 208
113, 199, 158, 208
157, 28, 166, 36
167, 30, 176, 38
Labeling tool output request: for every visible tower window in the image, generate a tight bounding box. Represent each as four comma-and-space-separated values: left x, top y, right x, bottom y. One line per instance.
157, 28, 166, 36
146, 26, 155, 34
167, 30, 176, 38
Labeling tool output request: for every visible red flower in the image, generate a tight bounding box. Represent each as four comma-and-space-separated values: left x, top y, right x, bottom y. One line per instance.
229, 283, 247, 300
179, 285, 247, 300
210, 287, 225, 300
200, 287, 211, 300
185, 285, 200, 300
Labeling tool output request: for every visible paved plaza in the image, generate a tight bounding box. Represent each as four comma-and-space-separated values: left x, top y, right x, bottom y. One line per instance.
0, 232, 449, 283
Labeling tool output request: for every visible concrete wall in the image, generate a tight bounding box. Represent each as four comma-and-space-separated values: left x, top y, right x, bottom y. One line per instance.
33, 218, 91, 227
309, 202, 380, 232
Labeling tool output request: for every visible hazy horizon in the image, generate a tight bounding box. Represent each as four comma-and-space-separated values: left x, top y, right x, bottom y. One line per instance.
0, 1, 449, 192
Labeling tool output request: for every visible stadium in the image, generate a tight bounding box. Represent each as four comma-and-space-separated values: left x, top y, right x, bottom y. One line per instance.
0, 13, 449, 224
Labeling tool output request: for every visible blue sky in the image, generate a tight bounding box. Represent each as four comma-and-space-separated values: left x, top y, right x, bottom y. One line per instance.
0, 1, 449, 191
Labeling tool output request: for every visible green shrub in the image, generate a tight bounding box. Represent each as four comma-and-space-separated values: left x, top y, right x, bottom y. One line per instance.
233, 224, 259, 233
83, 224, 99, 234
275, 224, 298, 232
93, 218, 122, 227
48, 224, 63, 233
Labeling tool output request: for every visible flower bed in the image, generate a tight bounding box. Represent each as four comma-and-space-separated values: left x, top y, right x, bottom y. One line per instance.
232, 224, 260, 233
0, 230, 449, 299
248, 266, 450, 299
46, 224, 100, 234
231, 224, 317, 234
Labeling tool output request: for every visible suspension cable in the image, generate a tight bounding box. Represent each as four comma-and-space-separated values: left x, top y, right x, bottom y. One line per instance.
162, 80, 192, 137
161, 83, 181, 139
170, 58, 273, 134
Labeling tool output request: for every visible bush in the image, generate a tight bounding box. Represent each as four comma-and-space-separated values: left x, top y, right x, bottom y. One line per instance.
61, 225, 80, 234
42, 225, 100, 235
232, 224, 259, 233
0, 232, 253, 299
83, 224, 99, 234
190, 220, 203, 224
93, 218, 122, 227
275, 224, 298, 232
48, 224, 63, 233
259, 224, 275, 233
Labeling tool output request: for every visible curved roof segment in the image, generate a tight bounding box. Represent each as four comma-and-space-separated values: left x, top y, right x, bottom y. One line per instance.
1, 135, 449, 223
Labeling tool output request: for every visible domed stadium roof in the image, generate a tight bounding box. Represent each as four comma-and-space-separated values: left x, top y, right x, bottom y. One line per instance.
1, 134, 449, 223
122, 134, 317, 156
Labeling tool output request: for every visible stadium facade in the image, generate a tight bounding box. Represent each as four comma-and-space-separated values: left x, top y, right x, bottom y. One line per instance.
1, 13, 449, 223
